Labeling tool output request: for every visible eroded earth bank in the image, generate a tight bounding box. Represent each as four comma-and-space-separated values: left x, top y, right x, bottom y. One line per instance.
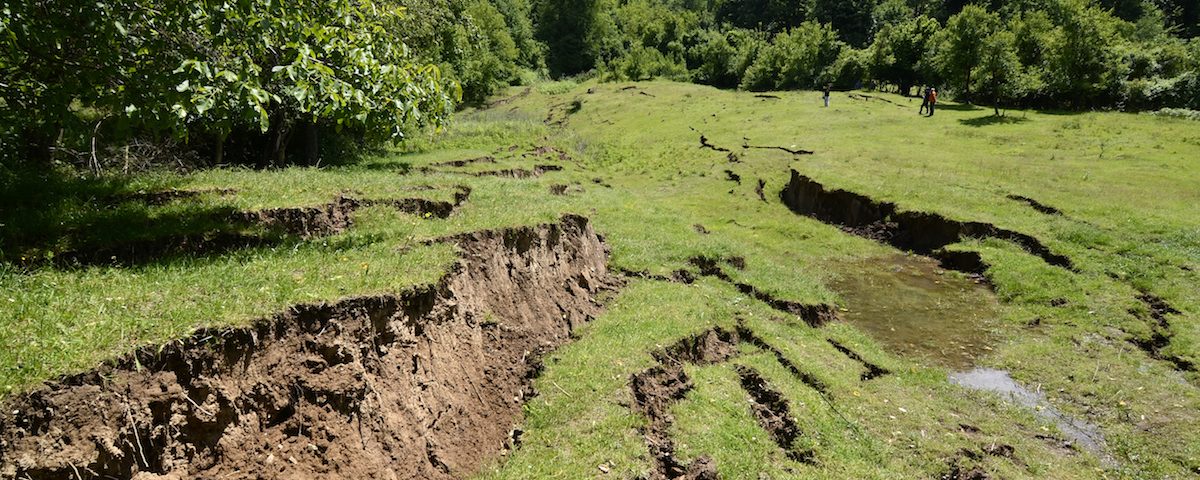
0, 215, 619, 480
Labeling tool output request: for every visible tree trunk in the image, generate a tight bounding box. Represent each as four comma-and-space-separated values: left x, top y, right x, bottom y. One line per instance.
214, 132, 226, 166
302, 121, 318, 166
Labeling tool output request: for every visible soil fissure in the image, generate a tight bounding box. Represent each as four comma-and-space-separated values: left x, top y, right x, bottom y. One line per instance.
1, 215, 619, 480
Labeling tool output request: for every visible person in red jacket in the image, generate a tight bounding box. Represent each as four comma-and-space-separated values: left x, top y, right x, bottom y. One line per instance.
927, 88, 938, 117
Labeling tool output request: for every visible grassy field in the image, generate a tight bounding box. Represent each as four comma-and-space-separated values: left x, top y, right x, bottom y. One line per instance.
2, 80, 1198, 478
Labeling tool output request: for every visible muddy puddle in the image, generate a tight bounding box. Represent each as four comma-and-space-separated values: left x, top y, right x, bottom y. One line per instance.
828, 253, 1001, 369
950, 368, 1111, 464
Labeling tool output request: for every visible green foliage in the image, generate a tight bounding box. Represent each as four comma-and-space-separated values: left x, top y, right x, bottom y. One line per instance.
974, 30, 1025, 115
535, 0, 616, 76
1043, 0, 1126, 105
0, 0, 455, 166
928, 5, 1000, 100
713, 0, 812, 32
813, 0, 877, 47
398, 0, 527, 106
741, 22, 843, 90
867, 15, 940, 94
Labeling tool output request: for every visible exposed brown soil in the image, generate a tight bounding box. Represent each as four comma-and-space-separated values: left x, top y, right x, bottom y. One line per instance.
234, 195, 360, 237
826, 339, 889, 380
755, 179, 767, 202
689, 256, 839, 327
430, 156, 496, 168
653, 327, 741, 366
630, 366, 718, 480
754, 94, 781, 100
693, 224, 710, 235
629, 323, 844, 478
524, 146, 572, 162
941, 458, 991, 480
781, 170, 1076, 272
724, 170, 741, 184
1006, 195, 1063, 216
1128, 292, 1195, 372
472, 164, 563, 179
0, 215, 620, 480
55, 231, 280, 268
734, 365, 813, 463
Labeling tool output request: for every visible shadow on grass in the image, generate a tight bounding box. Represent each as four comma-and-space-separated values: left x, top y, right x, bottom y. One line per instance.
958, 115, 1031, 127
0, 167, 287, 270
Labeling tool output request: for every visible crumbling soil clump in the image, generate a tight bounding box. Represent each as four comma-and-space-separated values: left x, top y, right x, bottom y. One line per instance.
0, 215, 620, 480
734, 365, 812, 463
234, 195, 359, 237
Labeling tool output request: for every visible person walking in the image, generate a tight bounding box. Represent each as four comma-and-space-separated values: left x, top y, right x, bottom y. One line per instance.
822, 84, 831, 108
927, 88, 937, 117
919, 86, 931, 115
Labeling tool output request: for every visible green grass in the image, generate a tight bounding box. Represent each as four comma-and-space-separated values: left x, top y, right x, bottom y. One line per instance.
2, 80, 1199, 477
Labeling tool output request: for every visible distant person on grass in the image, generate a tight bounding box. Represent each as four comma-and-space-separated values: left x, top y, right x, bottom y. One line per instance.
919, 86, 931, 115
823, 84, 831, 107
927, 88, 937, 117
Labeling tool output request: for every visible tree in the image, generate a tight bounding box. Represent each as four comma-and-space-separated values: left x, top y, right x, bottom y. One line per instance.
928, 5, 1000, 101
1043, 0, 1126, 105
813, 0, 877, 47
741, 22, 843, 90
0, 0, 455, 168
535, 0, 614, 76
974, 30, 1024, 115
867, 15, 940, 95
714, 0, 812, 32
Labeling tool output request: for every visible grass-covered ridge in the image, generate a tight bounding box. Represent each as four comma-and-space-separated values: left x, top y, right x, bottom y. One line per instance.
2, 81, 1198, 478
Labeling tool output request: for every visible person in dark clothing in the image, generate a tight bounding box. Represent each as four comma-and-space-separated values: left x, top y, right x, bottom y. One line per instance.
927, 88, 937, 117
822, 84, 831, 107
919, 86, 931, 115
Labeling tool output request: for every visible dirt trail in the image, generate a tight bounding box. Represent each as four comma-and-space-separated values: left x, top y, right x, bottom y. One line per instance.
780, 170, 1076, 272
0, 215, 619, 480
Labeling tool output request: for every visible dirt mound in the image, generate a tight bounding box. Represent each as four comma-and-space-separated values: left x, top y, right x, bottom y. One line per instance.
654, 327, 741, 365
0, 215, 620, 480
472, 165, 563, 179
431, 156, 496, 168
780, 171, 1076, 272
235, 195, 359, 237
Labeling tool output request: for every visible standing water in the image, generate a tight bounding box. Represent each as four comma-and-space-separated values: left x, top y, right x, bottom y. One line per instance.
828, 253, 1000, 369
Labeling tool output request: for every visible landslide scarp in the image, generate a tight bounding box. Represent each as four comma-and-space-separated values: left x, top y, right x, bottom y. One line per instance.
0, 214, 619, 480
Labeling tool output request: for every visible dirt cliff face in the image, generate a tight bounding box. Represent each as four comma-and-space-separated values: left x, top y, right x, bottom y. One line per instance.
0, 214, 620, 480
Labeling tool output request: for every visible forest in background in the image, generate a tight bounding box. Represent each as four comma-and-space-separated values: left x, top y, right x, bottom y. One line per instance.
1, 0, 1197, 171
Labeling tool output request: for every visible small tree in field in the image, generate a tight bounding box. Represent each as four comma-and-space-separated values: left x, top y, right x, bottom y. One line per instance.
975, 30, 1024, 116
928, 5, 999, 102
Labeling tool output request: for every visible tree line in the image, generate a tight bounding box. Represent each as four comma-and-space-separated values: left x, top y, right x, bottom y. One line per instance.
2, 0, 1196, 171
539, 0, 1199, 113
